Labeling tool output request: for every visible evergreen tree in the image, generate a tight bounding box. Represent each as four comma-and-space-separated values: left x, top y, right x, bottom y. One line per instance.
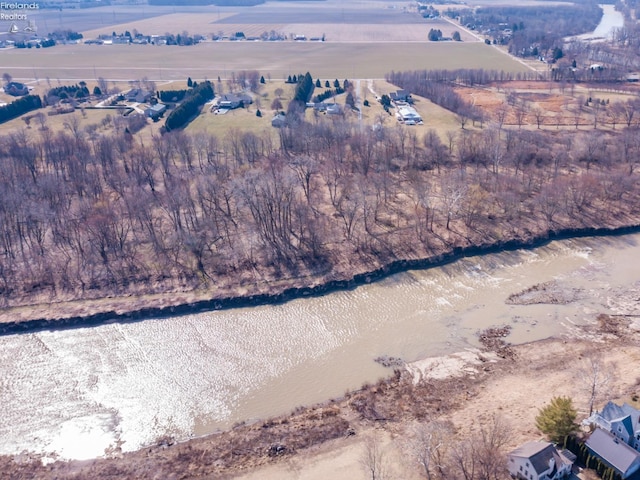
187, 77, 193, 87
287, 75, 292, 83
325, 80, 330, 88
260, 75, 265, 84
256, 109, 262, 117
315, 78, 321, 88
535, 396, 577, 443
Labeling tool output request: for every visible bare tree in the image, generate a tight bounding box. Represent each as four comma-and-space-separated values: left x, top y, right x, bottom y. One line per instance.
578, 352, 615, 416
531, 107, 545, 129
450, 415, 511, 480
407, 420, 453, 480
360, 435, 391, 480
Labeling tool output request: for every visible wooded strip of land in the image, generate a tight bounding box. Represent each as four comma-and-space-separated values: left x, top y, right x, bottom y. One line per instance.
1, 96, 639, 321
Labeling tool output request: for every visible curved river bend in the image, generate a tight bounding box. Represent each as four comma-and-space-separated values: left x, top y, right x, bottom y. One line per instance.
1, 234, 640, 460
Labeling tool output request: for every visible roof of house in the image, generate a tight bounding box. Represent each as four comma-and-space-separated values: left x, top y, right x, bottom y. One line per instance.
4, 82, 28, 94
147, 103, 166, 112
508, 441, 573, 475
589, 402, 640, 434
586, 428, 640, 475
398, 106, 422, 119
220, 93, 252, 104
390, 89, 409, 100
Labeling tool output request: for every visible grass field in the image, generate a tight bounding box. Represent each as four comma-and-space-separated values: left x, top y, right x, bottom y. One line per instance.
1, 42, 529, 83
0, 109, 118, 136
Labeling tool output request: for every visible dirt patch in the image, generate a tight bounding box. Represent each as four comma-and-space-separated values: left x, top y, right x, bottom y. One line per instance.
506, 280, 583, 305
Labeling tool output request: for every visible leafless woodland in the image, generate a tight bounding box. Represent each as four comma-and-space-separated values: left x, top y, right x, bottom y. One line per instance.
1, 109, 640, 311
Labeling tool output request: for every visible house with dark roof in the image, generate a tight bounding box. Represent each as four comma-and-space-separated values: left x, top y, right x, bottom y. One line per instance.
507, 441, 573, 480
3, 81, 29, 97
586, 428, 640, 479
585, 401, 640, 451
390, 89, 411, 103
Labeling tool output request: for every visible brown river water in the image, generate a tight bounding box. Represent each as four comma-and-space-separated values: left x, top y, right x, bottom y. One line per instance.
1, 234, 639, 460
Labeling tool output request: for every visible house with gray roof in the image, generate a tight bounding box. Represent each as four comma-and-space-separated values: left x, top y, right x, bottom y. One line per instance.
586, 428, 640, 479
218, 93, 252, 110
126, 88, 153, 103
145, 103, 167, 120
507, 441, 573, 480
585, 401, 640, 451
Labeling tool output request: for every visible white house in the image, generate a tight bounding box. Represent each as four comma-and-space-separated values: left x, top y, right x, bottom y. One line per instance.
507, 441, 573, 480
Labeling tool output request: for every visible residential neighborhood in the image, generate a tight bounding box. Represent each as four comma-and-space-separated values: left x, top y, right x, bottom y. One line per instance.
509, 401, 640, 480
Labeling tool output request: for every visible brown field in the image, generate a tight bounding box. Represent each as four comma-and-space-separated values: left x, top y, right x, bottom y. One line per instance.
455, 81, 640, 130
1, 42, 529, 83
0, 109, 119, 136
81, 12, 239, 39
281, 21, 478, 42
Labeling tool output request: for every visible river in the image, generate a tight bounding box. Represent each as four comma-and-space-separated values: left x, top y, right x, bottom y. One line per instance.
1, 233, 639, 461
572, 4, 625, 42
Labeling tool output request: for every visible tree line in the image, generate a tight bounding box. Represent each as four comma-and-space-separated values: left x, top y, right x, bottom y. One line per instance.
1, 100, 640, 308
0, 95, 42, 124
164, 81, 214, 131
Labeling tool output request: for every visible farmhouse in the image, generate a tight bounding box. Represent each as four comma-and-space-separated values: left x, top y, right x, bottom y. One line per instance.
3, 81, 29, 96
312, 102, 343, 115
126, 89, 153, 103
218, 93, 253, 110
390, 89, 411, 103
507, 441, 574, 480
585, 428, 640, 479
145, 103, 167, 120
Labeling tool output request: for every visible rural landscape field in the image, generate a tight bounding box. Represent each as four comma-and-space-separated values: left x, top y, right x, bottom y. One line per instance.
2, 0, 640, 478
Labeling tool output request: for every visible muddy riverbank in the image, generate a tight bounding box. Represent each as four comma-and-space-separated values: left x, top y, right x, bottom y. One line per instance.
2, 223, 639, 336
2, 229, 640, 461
3, 313, 639, 479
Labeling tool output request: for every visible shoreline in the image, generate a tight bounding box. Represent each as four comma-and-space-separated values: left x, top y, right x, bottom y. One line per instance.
1, 223, 639, 336
4, 318, 639, 479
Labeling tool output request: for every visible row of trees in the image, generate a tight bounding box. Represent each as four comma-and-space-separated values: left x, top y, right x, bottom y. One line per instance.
1, 96, 640, 306
0, 95, 42, 124
164, 81, 214, 131
387, 70, 481, 124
